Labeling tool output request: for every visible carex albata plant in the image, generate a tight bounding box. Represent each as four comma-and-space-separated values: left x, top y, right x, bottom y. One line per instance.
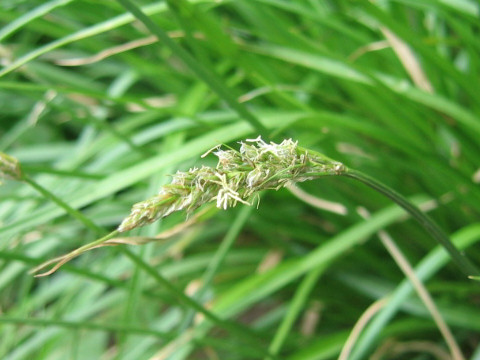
118, 136, 345, 232
2, 138, 475, 278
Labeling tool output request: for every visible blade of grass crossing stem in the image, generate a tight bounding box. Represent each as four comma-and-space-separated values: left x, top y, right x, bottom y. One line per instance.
177, 205, 255, 334
266, 264, 327, 359
349, 223, 480, 360
116, 0, 268, 135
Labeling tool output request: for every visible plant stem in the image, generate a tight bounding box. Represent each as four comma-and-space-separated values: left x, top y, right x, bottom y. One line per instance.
121, 247, 277, 359
342, 168, 479, 278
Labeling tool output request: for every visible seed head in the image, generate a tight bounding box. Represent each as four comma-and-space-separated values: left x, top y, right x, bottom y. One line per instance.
0, 152, 23, 182
118, 137, 345, 232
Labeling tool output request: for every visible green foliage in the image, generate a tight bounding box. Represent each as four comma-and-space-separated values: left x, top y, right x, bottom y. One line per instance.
1, 0, 479, 359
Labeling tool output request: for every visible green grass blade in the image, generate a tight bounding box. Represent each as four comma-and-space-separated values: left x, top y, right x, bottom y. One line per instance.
116, 0, 268, 134
0, 0, 74, 42
349, 223, 480, 360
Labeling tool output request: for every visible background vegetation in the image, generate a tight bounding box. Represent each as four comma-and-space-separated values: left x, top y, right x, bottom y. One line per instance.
1, 0, 480, 359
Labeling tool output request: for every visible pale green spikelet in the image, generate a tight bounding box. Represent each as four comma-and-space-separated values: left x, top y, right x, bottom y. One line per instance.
0, 152, 23, 183
118, 137, 345, 232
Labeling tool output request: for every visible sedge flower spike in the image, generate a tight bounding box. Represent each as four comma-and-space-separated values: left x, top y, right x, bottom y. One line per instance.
118, 137, 345, 232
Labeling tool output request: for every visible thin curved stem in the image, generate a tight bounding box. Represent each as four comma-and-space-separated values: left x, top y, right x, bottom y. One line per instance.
31, 230, 119, 276
342, 168, 479, 278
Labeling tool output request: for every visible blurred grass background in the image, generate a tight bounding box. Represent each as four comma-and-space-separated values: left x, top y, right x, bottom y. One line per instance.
1, 0, 480, 359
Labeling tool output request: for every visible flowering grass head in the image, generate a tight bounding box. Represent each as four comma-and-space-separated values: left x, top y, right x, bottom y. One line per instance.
118, 137, 345, 232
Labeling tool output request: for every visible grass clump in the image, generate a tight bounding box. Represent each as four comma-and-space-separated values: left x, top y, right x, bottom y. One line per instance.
1, 1, 480, 360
